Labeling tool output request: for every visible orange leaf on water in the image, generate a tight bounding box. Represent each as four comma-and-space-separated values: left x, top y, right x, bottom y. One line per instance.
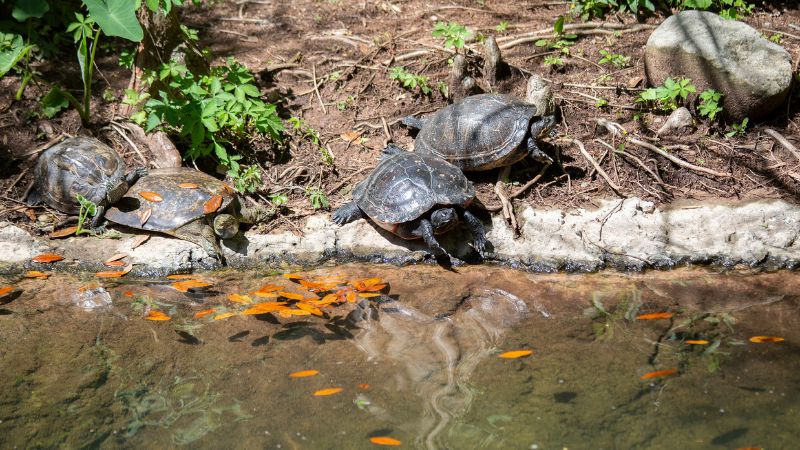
685, 340, 709, 345
295, 303, 323, 316
166, 274, 196, 280
203, 195, 222, 214
358, 293, 381, 298
313, 387, 343, 396
171, 280, 212, 292
359, 284, 387, 292
193, 308, 217, 319
369, 436, 402, 446
145, 310, 171, 321
635, 312, 674, 320
213, 312, 238, 321
228, 293, 252, 304
289, 370, 319, 378
255, 284, 282, 293
283, 273, 304, 280
640, 368, 678, 380
499, 350, 534, 359
346, 290, 357, 303
242, 302, 289, 315
279, 291, 305, 301
178, 183, 199, 189
0, 286, 15, 297
278, 309, 312, 317
139, 191, 163, 202
25, 270, 49, 279
749, 336, 785, 343
49, 226, 78, 239
96, 266, 132, 278
253, 291, 279, 298
104, 260, 126, 267
32, 253, 64, 263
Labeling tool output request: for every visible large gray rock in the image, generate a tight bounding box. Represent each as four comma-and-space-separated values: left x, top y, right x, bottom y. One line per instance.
644, 11, 793, 121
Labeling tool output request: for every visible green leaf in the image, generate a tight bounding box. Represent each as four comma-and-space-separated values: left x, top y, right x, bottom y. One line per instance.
77, 38, 89, 90
0, 34, 32, 77
12, 0, 50, 21
41, 87, 69, 118
83, 0, 144, 42
554, 16, 564, 35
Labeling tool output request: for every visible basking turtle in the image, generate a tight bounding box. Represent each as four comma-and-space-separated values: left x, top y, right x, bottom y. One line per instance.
104, 167, 271, 259
332, 145, 487, 257
402, 93, 556, 171
26, 136, 146, 230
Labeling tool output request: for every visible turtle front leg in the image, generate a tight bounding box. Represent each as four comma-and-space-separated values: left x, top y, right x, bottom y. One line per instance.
174, 222, 224, 261
526, 136, 553, 164
331, 202, 364, 225
126, 167, 148, 185
459, 208, 488, 256
414, 218, 448, 257
90, 204, 107, 232
400, 116, 426, 130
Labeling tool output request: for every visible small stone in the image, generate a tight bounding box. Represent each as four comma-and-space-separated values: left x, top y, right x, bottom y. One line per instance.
656, 107, 694, 136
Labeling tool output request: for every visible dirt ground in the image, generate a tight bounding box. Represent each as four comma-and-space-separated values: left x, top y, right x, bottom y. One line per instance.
1, 1, 799, 236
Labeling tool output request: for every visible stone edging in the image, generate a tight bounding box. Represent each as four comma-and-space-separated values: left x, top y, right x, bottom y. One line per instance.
1, 198, 798, 275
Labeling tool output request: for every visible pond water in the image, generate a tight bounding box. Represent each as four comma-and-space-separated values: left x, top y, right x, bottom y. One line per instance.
1, 265, 798, 449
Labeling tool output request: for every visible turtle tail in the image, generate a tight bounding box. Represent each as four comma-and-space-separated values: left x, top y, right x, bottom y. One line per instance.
401, 116, 425, 130
26, 186, 42, 206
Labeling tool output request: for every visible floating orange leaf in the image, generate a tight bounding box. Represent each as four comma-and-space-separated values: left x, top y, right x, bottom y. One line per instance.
178, 182, 199, 189
289, 370, 319, 378
255, 284, 282, 293
279, 291, 305, 300
49, 226, 78, 238
213, 312, 238, 321
194, 308, 217, 319
24, 271, 50, 279
296, 303, 323, 316
139, 191, 163, 202
685, 340, 709, 345
283, 273, 304, 280
635, 312, 674, 320
96, 266, 132, 278
242, 302, 289, 315
499, 350, 534, 359
749, 336, 785, 343
104, 260, 126, 267
145, 310, 171, 321
313, 387, 343, 396
166, 274, 196, 280
32, 253, 64, 263
171, 280, 212, 292
359, 293, 381, 298
228, 293, 252, 304
640, 368, 678, 380
0, 286, 15, 297
369, 436, 402, 446
359, 284, 387, 292
346, 290, 357, 303
203, 195, 223, 214
253, 291, 279, 298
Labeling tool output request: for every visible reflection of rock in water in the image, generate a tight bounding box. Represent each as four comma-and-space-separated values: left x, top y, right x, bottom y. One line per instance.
71, 286, 112, 310
353, 289, 543, 449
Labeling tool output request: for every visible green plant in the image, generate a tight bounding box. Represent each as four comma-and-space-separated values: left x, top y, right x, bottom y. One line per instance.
306, 187, 329, 210
0, 32, 33, 78
595, 97, 608, 108
681, 0, 754, 20
75, 193, 97, 235
535, 16, 577, 55
725, 117, 748, 137
638, 77, 696, 111
598, 49, 630, 68
543, 55, 565, 68
495, 21, 509, 32
698, 89, 723, 121
389, 66, 432, 95
234, 165, 262, 194
288, 116, 332, 165
767, 33, 782, 44
268, 192, 288, 206
432, 21, 469, 50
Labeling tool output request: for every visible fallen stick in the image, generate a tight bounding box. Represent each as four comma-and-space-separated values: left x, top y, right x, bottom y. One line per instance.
568, 138, 622, 195
764, 128, 800, 163
311, 65, 327, 114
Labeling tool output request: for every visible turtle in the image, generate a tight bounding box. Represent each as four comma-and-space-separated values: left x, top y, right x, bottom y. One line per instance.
401, 93, 557, 172
331, 145, 487, 258
26, 136, 147, 230
104, 167, 272, 259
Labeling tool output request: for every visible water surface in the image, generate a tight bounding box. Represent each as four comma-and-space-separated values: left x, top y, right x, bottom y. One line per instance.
1, 265, 798, 449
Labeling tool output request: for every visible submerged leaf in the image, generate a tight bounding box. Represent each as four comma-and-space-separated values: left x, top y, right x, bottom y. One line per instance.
171, 280, 212, 292
640, 368, 678, 380
145, 310, 171, 321
0, 286, 15, 297
282, 273, 304, 280
289, 370, 319, 378
499, 350, 534, 359
24, 271, 50, 279
749, 336, 785, 343
203, 195, 223, 214
32, 253, 64, 263
166, 274, 197, 280
193, 308, 217, 319
313, 387, 343, 396
685, 340, 709, 345
369, 436, 402, 446
636, 312, 674, 320
96, 266, 132, 278
213, 312, 237, 321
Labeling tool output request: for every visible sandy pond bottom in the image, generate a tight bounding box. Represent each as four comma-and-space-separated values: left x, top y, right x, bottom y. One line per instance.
0, 265, 798, 450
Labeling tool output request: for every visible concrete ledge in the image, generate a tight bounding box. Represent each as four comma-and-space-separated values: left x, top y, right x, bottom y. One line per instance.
1, 198, 798, 275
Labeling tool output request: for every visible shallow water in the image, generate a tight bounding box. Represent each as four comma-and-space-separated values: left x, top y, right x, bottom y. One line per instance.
1, 265, 798, 449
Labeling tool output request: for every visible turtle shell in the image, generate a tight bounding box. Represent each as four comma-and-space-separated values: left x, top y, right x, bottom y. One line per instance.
352, 151, 474, 224
104, 167, 235, 232
414, 93, 538, 171
30, 137, 126, 214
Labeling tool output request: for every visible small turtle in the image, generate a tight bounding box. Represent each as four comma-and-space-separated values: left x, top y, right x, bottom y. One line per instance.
104, 167, 271, 259
331, 145, 487, 257
26, 136, 146, 230
402, 93, 556, 171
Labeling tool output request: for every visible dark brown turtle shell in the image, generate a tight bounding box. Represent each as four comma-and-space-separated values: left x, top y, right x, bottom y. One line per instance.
104, 167, 235, 233
413, 93, 538, 171
352, 151, 474, 224
28, 137, 126, 214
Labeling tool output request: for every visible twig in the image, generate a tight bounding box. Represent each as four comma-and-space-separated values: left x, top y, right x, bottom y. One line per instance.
311, 65, 327, 115
568, 138, 622, 195
764, 128, 800, 164
19, 133, 67, 158
383, 49, 432, 66
381, 116, 392, 147
762, 28, 800, 40
109, 122, 148, 165
630, 137, 731, 178
219, 17, 271, 24
597, 139, 674, 191
495, 166, 518, 231
509, 164, 549, 199
327, 166, 374, 195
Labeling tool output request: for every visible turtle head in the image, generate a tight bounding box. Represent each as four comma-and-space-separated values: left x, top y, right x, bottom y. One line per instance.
105, 179, 129, 205
213, 213, 240, 239
531, 115, 558, 140
430, 207, 458, 234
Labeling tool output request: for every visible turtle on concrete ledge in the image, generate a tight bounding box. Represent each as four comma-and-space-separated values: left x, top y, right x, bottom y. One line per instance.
26, 136, 147, 231
331, 145, 487, 259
